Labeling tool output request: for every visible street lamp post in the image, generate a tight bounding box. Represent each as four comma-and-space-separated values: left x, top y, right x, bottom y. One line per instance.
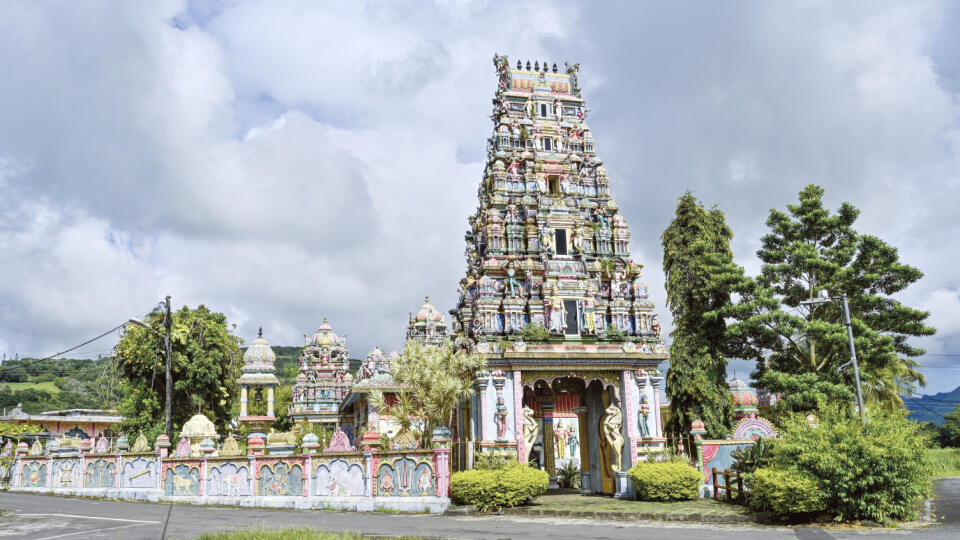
128, 295, 174, 440
800, 290, 866, 424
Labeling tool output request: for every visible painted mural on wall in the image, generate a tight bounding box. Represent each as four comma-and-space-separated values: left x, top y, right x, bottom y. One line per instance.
207, 462, 251, 497
164, 463, 201, 496
122, 457, 158, 489
552, 417, 580, 466
377, 456, 435, 497
732, 417, 777, 440
314, 458, 364, 497
53, 459, 81, 488
85, 459, 117, 488
20, 461, 47, 488
258, 461, 304, 496
700, 441, 753, 485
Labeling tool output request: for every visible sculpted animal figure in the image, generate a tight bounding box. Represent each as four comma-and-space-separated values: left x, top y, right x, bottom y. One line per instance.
172, 473, 194, 496
602, 403, 624, 472
521, 405, 539, 461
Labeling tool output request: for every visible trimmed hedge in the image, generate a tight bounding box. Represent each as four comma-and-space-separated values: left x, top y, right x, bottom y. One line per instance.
628, 461, 701, 501
749, 467, 825, 515
450, 462, 549, 511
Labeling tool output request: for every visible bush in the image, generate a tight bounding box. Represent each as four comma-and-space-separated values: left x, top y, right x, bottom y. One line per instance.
556, 461, 580, 489
770, 407, 932, 522
749, 467, 825, 515
451, 462, 549, 511
519, 323, 549, 342
473, 450, 516, 470
628, 460, 701, 501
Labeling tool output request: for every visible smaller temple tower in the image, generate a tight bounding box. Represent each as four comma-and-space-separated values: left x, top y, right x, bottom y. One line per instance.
237, 328, 280, 436
289, 318, 354, 427
406, 296, 449, 346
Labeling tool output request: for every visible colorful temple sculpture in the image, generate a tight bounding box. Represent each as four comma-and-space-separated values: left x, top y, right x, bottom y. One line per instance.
452, 56, 669, 498
237, 328, 280, 436
289, 318, 355, 428
341, 347, 403, 448
406, 296, 449, 346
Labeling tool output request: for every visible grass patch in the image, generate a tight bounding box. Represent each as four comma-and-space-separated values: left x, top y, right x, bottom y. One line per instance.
928, 448, 960, 478
513, 489, 751, 518
191, 528, 429, 540
0, 381, 60, 393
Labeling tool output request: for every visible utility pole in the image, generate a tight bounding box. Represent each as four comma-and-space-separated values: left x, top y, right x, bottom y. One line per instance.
164, 295, 173, 440
800, 290, 866, 424
840, 294, 866, 424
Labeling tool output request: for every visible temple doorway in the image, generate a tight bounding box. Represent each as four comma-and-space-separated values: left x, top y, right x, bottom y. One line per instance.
522, 375, 620, 495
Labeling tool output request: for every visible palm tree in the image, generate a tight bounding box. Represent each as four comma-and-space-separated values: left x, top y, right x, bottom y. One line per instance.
371, 339, 485, 446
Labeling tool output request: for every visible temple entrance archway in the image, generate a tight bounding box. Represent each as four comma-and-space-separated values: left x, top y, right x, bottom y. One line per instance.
521, 374, 621, 494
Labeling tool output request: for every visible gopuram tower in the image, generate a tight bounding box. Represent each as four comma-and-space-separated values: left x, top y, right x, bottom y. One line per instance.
453, 56, 668, 498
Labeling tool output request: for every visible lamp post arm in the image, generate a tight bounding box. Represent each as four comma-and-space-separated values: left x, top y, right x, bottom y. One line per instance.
841, 294, 866, 424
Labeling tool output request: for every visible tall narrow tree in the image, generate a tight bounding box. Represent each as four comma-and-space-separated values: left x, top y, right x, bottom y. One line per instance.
661, 192, 736, 438
728, 185, 934, 413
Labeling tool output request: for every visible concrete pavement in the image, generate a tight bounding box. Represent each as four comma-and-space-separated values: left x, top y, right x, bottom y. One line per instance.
0, 490, 957, 540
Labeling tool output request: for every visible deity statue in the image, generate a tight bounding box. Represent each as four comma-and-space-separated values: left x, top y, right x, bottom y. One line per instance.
521, 405, 539, 461
571, 228, 584, 254
539, 226, 554, 253
594, 208, 609, 229
651, 315, 661, 337
554, 98, 563, 121
505, 262, 521, 297
602, 402, 624, 472
610, 265, 626, 300
547, 285, 566, 333
495, 397, 508, 440
638, 395, 651, 438
584, 283, 598, 334
536, 173, 547, 193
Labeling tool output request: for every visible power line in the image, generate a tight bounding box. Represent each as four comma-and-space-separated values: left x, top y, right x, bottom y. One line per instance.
29, 323, 128, 362
904, 395, 948, 419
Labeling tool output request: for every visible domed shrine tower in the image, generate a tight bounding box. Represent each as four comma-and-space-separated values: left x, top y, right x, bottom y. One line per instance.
289, 318, 354, 427
452, 56, 669, 497
237, 328, 280, 436
407, 296, 448, 346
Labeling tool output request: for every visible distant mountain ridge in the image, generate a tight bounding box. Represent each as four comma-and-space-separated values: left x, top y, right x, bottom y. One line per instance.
905, 385, 960, 425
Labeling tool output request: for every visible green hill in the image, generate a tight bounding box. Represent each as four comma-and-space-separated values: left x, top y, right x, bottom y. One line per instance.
905, 386, 960, 425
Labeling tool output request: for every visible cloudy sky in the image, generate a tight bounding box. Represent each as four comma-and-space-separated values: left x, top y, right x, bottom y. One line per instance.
1, 1, 958, 394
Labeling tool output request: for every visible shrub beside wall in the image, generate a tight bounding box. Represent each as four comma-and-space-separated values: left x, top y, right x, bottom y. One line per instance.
450, 463, 549, 511
628, 461, 701, 501
749, 467, 825, 515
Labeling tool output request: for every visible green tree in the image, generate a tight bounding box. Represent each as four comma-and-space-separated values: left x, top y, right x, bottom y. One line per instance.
727, 185, 934, 413
372, 339, 485, 446
940, 405, 960, 447
113, 305, 242, 438
661, 192, 736, 438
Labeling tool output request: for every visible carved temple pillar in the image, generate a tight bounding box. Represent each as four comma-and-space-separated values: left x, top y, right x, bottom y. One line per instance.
240, 386, 248, 417
539, 400, 558, 489
614, 371, 635, 499
651, 375, 663, 438
514, 370, 525, 462
267, 386, 275, 418
573, 405, 591, 494
475, 375, 490, 442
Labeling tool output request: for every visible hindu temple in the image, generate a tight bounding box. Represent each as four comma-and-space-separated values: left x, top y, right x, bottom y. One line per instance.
451, 56, 669, 497
289, 318, 354, 427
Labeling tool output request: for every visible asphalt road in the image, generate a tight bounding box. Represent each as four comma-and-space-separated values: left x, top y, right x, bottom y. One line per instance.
0, 488, 958, 540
